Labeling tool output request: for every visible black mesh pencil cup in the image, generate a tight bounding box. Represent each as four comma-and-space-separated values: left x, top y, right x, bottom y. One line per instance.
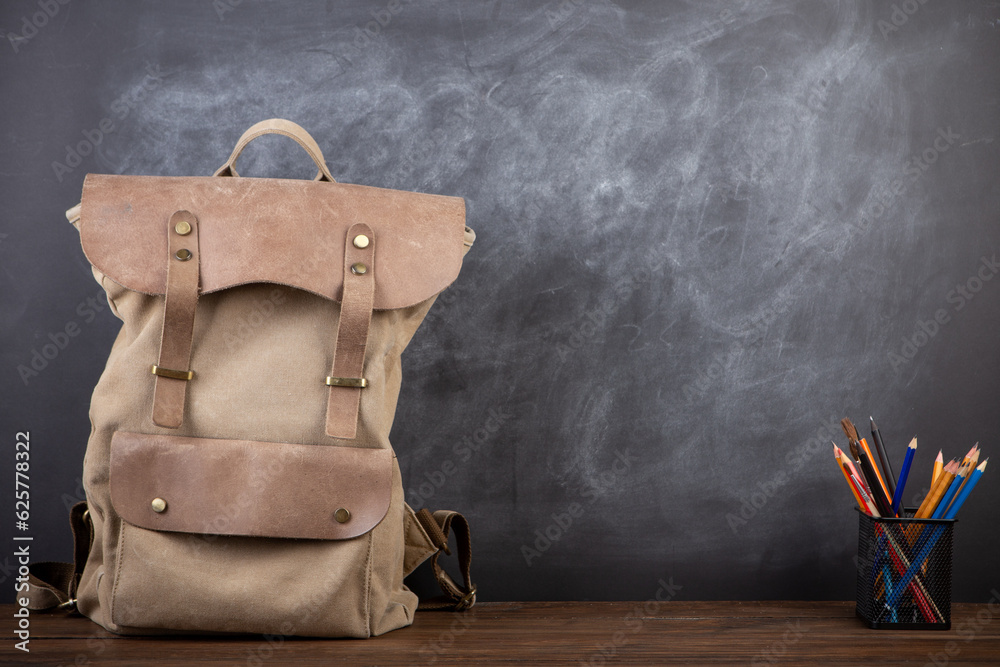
855, 508, 955, 630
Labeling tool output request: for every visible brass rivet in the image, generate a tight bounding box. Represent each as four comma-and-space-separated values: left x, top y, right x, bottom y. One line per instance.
353, 234, 370, 249
151, 498, 167, 513
334, 508, 351, 524
351, 262, 367, 275
174, 221, 192, 235
175, 249, 192, 261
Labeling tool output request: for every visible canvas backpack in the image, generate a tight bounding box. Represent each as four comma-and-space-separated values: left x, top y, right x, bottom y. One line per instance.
27, 119, 477, 637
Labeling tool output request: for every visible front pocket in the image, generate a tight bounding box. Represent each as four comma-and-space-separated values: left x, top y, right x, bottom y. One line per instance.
107, 432, 392, 636
109, 432, 392, 539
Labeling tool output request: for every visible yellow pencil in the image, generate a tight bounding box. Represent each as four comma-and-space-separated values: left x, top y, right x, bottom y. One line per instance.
915, 461, 958, 519
931, 450, 943, 486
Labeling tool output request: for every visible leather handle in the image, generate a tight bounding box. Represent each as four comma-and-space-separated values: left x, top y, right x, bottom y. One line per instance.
213, 118, 336, 183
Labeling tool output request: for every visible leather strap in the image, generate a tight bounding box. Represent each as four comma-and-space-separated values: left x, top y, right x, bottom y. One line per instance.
413, 508, 477, 611
151, 211, 201, 428
26, 502, 91, 612
214, 118, 336, 183
325, 223, 375, 439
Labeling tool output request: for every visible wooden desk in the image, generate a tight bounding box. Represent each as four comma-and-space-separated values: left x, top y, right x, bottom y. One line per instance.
5, 601, 1000, 665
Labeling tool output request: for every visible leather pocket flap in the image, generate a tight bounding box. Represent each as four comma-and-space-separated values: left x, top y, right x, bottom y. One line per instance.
110, 432, 392, 540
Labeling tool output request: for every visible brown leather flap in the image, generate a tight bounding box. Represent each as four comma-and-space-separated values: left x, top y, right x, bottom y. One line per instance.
80, 174, 467, 310
109, 432, 393, 540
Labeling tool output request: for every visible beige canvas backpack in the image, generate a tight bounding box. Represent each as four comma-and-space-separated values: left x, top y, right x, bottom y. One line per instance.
27, 119, 477, 637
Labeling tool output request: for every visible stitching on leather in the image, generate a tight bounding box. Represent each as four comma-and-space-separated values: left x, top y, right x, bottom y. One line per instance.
363, 530, 374, 637
109, 518, 126, 627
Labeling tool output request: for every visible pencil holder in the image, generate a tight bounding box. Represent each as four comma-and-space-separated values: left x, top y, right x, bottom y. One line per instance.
854, 508, 955, 630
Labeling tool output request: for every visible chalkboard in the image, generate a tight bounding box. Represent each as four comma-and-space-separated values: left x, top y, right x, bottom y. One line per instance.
2, 0, 998, 605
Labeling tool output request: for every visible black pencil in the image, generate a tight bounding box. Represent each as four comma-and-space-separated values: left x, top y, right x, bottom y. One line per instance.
851, 438, 893, 517
870, 416, 896, 497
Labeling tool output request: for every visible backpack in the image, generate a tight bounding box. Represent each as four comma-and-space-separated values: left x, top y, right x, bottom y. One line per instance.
27, 119, 477, 637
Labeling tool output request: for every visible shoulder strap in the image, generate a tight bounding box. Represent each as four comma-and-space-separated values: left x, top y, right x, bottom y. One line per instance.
26, 501, 91, 612
405, 505, 477, 611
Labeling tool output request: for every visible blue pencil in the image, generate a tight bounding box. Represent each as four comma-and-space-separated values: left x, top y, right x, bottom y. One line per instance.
890, 438, 917, 516
930, 468, 966, 520
887, 460, 987, 608
943, 460, 987, 520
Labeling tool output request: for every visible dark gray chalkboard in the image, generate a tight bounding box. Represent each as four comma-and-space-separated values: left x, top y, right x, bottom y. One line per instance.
2, 0, 998, 604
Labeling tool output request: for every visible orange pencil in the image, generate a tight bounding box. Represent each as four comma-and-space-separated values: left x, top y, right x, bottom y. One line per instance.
931, 450, 943, 486
859, 437, 891, 501
915, 460, 958, 518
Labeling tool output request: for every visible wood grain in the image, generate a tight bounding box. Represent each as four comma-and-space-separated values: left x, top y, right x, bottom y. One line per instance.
4, 601, 1000, 665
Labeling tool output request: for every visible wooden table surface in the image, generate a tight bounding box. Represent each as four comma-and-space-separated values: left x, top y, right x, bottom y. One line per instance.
4, 601, 1000, 665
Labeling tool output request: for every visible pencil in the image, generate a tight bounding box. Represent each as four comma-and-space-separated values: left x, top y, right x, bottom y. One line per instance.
860, 437, 891, 502
890, 437, 917, 516
945, 448, 980, 516
914, 460, 957, 519
870, 416, 895, 497
943, 460, 987, 520
835, 445, 866, 511
833, 441, 867, 494
854, 438, 893, 517
961, 444, 979, 466
888, 460, 988, 611
850, 470, 880, 517
931, 450, 943, 486
930, 466, 967, 520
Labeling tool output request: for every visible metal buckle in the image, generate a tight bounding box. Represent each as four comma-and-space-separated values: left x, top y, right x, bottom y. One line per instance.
151, 365, 194, 381
56, 598, 78, 612
325, 376, 368, 388
455, 585, 477, 611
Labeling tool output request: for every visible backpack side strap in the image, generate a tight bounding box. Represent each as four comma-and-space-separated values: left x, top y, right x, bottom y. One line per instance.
406, 505, 477, 611
26, 501, 91, 612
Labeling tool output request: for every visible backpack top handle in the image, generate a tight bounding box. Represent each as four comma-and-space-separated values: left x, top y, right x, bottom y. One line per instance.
213, 118, 336, 183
